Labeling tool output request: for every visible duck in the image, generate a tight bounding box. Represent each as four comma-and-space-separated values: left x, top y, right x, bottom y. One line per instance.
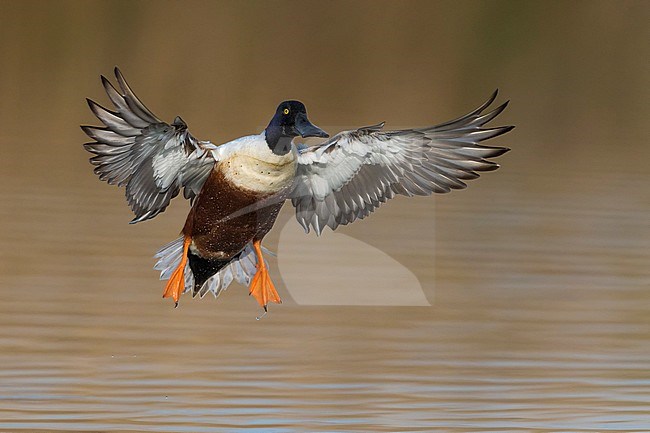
82, 67, 513, 312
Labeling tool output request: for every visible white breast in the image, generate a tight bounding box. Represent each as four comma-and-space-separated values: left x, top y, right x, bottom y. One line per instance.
217, 134, 297, 194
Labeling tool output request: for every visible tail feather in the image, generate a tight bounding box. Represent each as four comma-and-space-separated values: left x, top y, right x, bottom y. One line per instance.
188, 250, 244, 296
154, 237, 184, 280
153, 237, 268, 299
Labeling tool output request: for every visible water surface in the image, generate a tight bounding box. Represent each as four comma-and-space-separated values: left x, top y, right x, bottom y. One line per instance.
1, 165, 648, 431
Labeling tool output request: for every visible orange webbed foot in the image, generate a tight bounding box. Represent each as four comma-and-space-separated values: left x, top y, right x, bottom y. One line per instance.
249, 264, 282, 311
162, 236, 191, 306
249, 240, 282, 311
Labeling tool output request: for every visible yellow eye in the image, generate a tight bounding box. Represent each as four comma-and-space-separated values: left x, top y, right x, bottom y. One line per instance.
283, 108, 290, 115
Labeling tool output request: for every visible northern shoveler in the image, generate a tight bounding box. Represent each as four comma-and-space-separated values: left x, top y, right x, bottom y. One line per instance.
82, 68, 513, 312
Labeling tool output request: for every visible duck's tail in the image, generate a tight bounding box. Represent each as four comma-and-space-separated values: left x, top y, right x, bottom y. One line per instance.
154, 237, 268, 300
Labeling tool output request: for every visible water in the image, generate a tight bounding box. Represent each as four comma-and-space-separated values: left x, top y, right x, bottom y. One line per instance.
0, 164, 648, 431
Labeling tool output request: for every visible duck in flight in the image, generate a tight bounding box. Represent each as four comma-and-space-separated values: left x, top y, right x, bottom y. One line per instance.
82, 68, 513, 312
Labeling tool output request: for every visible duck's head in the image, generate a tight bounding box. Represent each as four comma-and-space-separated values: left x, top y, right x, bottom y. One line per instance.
265, 100, 328, 155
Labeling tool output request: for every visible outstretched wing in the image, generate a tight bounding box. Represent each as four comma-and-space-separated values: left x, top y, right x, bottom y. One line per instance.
291, 90, 514, 235
82, 67, 217, 223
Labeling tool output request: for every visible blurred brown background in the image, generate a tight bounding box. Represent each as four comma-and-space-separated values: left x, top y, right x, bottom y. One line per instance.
0, 1, 648, 431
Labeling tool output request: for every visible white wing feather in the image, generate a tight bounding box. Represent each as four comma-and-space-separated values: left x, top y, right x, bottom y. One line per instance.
291, 91, 513, 235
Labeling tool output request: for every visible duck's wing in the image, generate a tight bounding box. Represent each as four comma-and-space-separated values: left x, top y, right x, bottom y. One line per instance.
82, 67, 217, 223
291, 90, 514, 235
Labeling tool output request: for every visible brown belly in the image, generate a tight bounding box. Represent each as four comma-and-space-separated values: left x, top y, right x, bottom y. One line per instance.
183, 168, 285, 260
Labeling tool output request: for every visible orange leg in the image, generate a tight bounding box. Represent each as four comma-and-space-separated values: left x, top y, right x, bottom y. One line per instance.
162, 236, 191, 306
249, 239, 282, 311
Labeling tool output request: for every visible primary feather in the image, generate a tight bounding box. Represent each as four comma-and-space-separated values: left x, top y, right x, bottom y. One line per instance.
82, 67, 217, 223
291, 90, 513, 235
